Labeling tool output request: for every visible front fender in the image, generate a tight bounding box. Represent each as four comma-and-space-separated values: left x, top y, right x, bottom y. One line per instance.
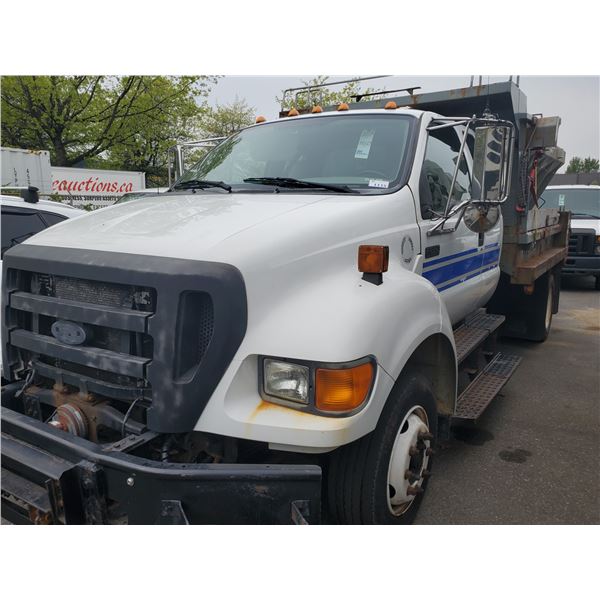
195, 264, 455, 450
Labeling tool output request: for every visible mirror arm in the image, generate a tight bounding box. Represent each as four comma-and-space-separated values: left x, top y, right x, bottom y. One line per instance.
427, 199, 472, 236
444, 122, 472, 218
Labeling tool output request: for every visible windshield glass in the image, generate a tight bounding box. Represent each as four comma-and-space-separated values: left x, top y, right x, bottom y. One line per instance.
178, 114, 415, 191
542, 188, 600, 218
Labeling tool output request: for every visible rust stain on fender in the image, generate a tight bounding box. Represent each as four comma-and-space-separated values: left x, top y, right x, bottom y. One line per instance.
248, 400, 272, 421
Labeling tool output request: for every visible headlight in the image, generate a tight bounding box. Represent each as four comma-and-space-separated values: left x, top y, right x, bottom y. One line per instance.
263, 359, 310, 404
261, 356, 375, 414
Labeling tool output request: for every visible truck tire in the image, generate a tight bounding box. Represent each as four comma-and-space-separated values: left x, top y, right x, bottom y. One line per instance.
326, 373, 437, 525
528, 271, 555, 342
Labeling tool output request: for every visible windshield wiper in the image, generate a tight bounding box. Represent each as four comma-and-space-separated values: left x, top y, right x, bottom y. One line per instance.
571, 212, 599, 219
244, 177, 353, 194
173, 179, 232, 192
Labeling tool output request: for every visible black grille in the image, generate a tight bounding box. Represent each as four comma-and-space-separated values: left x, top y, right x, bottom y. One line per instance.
6, 272, 156, 393
568, 232, 595, 256
2, 245, 246, 433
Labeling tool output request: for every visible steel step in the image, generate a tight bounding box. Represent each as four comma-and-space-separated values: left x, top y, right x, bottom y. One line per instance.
454, 311, 506, 364
454, 352, 522, 420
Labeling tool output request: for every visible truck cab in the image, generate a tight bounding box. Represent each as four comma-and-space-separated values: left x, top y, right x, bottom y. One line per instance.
1, 81, 568, 525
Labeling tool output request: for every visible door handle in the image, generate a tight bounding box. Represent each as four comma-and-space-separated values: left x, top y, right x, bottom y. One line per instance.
425, 245, 440, 258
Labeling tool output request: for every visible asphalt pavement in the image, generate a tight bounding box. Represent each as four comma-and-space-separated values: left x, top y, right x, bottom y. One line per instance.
415, 275, 600, 524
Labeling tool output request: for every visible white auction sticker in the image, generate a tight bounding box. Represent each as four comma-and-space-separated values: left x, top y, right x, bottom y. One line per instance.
355, 129, 375, 159
368, 179, 389, 189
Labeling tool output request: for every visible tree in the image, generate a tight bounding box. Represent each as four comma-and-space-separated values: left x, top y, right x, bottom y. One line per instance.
566, 156, 600, 173
200, 97, 255, 138
277, 76, 377, 111
1, 76, 216, 169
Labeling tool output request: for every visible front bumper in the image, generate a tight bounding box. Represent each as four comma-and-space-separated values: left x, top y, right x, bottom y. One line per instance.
1, 399, 321, 525
562, 255, 600, 276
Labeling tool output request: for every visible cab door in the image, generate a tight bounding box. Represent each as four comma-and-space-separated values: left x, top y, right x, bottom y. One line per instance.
416, 121, 501, 324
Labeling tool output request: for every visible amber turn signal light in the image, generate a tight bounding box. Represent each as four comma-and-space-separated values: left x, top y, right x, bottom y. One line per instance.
358, 245, 389, 274
315, 362, 374, 412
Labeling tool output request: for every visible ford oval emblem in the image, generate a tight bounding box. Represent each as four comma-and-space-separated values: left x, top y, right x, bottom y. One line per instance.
51, 320, 89, 346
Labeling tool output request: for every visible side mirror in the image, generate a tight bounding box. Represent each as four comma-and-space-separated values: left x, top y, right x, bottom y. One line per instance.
463, 202, 501, 233
472, 126, 512, 203
20, 186, 39, 204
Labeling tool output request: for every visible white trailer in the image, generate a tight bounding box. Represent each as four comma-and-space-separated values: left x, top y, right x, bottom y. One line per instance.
51, 166, 146, 209
1, 147, 52, 194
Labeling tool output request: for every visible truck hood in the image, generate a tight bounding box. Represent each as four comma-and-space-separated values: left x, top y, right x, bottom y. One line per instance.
23, 192, 328, 261
570, 218, 600, 235
21, 188, 418, 286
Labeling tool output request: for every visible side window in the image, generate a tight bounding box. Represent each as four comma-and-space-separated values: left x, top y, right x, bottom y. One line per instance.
1, 208, 48, 257
40, 212, 68, 227
420, 126, 471, 219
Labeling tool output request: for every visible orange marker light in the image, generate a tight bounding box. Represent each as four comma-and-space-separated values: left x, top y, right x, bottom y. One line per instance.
358, 245, 389, 274
255, 115, 266, 123
315, 362, 374, 412
311, 105, 323, 113
384, 101, 398, 110
288, 107, 300, 117
337, 102, 349, 111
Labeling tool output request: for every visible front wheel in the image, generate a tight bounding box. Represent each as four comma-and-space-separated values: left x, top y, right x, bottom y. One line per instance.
326, 373, 437, 524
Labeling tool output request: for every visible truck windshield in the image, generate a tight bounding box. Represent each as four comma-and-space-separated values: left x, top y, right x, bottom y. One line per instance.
542, 188, 600, 218
177, 114, 415, 192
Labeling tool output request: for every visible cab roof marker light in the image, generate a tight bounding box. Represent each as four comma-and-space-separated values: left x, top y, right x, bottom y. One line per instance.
384, 101, 398, 110
255, 115, 267, 123
337, 103, 349, 111
311, 105, 323, 113
288, 107, 300, 117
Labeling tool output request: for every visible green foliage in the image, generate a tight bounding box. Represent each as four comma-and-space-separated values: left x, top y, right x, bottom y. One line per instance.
566, 156, 600, 173
277, 76, 377, 111
1, 76, 216, 185
0, 76, 269, 186
200, 97, 255, 138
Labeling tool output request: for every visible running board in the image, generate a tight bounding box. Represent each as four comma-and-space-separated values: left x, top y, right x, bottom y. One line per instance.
454, 352, 522, 421
454, 311, 506, 364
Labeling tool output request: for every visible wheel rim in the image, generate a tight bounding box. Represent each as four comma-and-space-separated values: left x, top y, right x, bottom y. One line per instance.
386, 405, 431, 516
545, 281, 553, 331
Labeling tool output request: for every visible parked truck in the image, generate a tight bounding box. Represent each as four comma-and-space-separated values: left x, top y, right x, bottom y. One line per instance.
1, 80, 568, 524
543, 185, 600, 289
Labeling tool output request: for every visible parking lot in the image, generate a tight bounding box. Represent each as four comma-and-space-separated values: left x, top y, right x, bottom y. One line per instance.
416, 276, 600, 524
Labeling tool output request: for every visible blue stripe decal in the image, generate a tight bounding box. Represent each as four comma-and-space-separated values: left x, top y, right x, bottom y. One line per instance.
423, 247, 478, 268
423, 248, 500, 287
423, 242, 499, 269
437, 263, 497, 292
423, 254, 483, 286
482, 248, 500, 266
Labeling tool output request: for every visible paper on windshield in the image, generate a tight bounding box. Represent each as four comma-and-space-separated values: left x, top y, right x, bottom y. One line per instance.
355, 130, 376, 160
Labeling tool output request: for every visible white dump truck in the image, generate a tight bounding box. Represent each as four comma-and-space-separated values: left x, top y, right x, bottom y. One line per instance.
1, 80, 568, 524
